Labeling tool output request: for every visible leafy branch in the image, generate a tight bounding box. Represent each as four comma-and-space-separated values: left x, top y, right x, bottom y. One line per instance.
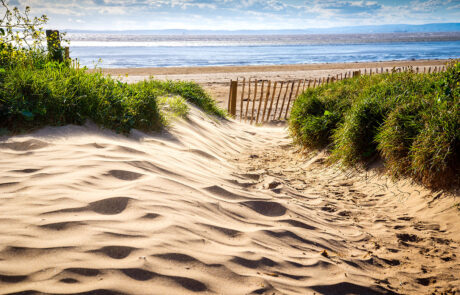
0, 0, 48, 50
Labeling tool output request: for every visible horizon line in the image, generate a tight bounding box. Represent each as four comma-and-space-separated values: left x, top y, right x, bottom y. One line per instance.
59, 22, 460, 33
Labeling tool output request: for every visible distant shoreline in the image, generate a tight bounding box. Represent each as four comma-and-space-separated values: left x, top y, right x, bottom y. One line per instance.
95, 59, 451, 76
93, 59, 453, 109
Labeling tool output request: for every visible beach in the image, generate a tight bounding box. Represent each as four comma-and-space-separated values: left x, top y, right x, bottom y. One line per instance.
96, 59, 449, 109
1, 105, 459, 294
1, 59, 459, 295
2, 0, 459, 292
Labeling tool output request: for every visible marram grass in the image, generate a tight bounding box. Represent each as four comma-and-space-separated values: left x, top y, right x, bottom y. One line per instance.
0, 51, 225, 135
290, 61, 459, 188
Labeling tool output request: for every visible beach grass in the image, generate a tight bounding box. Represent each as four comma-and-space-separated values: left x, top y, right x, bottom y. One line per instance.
0, 50, 225, 135
290, 61, 459, 188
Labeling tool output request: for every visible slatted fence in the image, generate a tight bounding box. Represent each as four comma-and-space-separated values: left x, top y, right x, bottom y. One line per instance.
228, 65, 447, 124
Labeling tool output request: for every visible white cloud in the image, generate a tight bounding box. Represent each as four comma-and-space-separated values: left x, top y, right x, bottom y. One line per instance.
6, 0, 459, 30
410, 0, 451, 12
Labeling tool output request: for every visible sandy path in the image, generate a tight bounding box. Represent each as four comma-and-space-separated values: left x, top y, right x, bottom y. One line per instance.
0, 106, 459, 294
95, 60, 449, 110
235, 144, 460, 295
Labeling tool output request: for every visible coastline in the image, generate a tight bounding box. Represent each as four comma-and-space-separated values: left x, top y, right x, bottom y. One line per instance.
93, 59, 450, 76
92, 59, 451, 108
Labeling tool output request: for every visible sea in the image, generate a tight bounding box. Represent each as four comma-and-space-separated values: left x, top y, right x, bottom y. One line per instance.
67, 32, 460, 68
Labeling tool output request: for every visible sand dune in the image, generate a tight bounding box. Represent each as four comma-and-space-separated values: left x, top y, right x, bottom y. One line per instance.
0, 105, 459, 295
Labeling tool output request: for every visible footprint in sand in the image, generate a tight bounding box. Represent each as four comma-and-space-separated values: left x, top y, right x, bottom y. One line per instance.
107, 170, 144, 181
92, 246, 137, 259
242, 200, 287, 217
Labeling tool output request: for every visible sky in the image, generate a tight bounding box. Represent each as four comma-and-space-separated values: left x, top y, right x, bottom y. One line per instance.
7, 0, 460, 31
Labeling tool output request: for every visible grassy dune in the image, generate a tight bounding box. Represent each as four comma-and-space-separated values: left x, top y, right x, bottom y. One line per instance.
0, 59, 225, 135
290, 61, 459, 188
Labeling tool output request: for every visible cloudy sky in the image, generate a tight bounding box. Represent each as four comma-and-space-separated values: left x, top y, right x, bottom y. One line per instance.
8, 0, 460, 30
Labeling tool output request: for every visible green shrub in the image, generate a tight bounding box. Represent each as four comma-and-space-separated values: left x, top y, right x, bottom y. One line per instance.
409, 98, 459, 187
0, 61, 224, 134
289, 78, 359, 148
0, 63, 162, 133
289, 61, 459, 188
332, 95, 389, 164
376, 102, 425, 177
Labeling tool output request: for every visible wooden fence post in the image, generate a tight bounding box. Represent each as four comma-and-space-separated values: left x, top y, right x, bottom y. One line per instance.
273, 81, 284, 120
239, 78, 246, 121
266, 82, 278, 122
250, 80, 258, 124
228, 79, 233, 112
313, 79, 317, 88
255, 80, 265, 124
46, 30, 64, 62
229, 80, 238, 116
278, 81, 291, 120
284, 80, 300, 119
260, 81, 271, 124
244, 78, 252, 123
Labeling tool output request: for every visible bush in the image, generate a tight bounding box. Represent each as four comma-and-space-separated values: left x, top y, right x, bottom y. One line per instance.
0, 61, 224, 134
409, 103, 459, 187
0, 63, 163, 133
332, 95, 389, 164
289, 61, 460, 188
376, 102, 425, 177
289, 78, 359, 148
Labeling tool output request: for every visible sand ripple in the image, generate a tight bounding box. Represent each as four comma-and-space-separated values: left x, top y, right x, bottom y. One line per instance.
0, 106, 458, 295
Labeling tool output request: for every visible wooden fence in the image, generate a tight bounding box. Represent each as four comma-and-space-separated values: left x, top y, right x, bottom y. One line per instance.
228, 65, 447, 124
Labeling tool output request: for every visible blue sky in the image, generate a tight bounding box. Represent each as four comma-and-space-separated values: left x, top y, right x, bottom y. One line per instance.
8, 0, 460, 30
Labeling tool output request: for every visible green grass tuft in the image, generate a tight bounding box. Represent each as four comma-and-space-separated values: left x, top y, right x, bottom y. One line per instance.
158, 95, 190, 120
290, 61, 459, 188
147, 80, 226, 118
0, 61, 225, 135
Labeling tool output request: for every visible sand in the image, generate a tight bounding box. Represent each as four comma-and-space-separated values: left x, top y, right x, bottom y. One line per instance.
94, 60, 450, 109
0, 104, 459, 295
